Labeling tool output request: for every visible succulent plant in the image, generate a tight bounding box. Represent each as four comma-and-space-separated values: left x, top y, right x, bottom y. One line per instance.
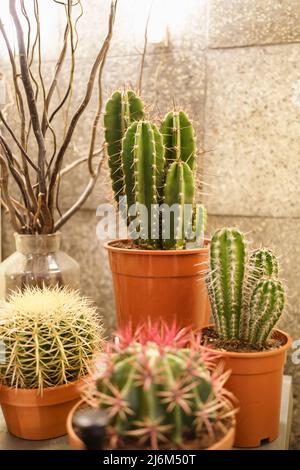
104, 91, 205, 250
122, 120, 164, 247
104, 90, 145, 204
248, 278, 285, 344
207, 227, 285, 345
0, 286, 103, 390
82, 324, 236, 450
161, 110, 196, 171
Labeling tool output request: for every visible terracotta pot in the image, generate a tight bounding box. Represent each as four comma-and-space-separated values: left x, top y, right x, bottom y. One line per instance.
104, 239, 210, 331
202, 328, 292, 448
0, 380, 82, 440
67, 400, 235, 450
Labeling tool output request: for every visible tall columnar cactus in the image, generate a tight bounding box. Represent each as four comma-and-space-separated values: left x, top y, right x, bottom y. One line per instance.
163, 160, 195, 249
82, 326, 235, 450
104, 93, 206, 249
161, 111, 196, 170
122, 121, 164, 247
209, 228, 246, 339
104, 90, 145, 204
207, 228, 285, 346
0, 287, 103, 390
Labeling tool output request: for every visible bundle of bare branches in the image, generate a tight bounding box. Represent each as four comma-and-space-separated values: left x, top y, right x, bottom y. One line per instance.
0, 0, 117, 234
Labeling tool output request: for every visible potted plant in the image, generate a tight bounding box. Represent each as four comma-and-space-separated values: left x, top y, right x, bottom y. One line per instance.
0, 286, 104, 440
104, 90, 209, 330
202, 227, 292, 447
67, 324, 237, 450
0, 1, 117, 295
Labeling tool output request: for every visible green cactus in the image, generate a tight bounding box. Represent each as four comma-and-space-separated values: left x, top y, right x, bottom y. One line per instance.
104, 90, 145, 204
247, 248, 279, 288
209, 228, 246, 339
122, 121, 164, 247
207, 228, 285, 346
104, 93, 206, 250
240, 248, 280, 338
248, 278, 285, 344
0, 286, 103, 391
162, 161, 195, 249
161, 111, 196, 170
82, 327, 235, 449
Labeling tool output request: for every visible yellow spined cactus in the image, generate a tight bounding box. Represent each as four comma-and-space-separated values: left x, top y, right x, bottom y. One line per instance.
0, 286, 103, 390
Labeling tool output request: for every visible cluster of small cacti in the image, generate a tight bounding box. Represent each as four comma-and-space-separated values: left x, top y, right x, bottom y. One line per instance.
104, 90, 205, 249
82, 324, 235, 449
0, 286, 103, 390
207, 227, 285, 345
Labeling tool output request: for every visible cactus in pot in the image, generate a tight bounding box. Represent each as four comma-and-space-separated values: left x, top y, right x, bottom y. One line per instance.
79, 324, 236, 450
205, 228, 291, 448
0, 286, 103, 390
207, 228, 285, 346
104, 91, 205, 249
0, 286, 104, 440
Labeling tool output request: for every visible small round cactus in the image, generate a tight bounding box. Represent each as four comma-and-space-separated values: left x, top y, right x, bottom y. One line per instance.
82, 325, 236, 449
0, 286, 104, 390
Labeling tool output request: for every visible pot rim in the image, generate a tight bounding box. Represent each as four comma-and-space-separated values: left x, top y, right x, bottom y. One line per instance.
104, 239, 210, 256
67, 400, 236, 450
202, 326, 292, 359
0, 379, 83, 407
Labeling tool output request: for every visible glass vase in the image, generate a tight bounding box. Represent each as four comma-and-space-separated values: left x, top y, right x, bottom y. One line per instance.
0, 232, 80, 299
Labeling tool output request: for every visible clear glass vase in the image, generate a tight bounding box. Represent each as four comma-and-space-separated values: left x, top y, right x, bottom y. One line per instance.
0, 232, 80, 299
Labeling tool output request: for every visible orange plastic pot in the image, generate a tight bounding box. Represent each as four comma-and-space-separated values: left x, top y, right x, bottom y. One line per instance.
67, 400, 235, 450
202, 328, 291, 448
104, 239, 210, 331
0, 380, 82, 440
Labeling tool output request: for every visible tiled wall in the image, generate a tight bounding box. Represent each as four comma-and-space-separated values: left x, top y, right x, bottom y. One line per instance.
1, 0, 300, 447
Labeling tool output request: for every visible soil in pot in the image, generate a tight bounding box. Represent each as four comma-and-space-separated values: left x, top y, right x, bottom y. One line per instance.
201, 327, 292, 448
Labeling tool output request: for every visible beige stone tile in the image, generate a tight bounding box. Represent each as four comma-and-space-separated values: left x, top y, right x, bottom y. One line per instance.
208, 0, 300, 48
204, 45, 300, 218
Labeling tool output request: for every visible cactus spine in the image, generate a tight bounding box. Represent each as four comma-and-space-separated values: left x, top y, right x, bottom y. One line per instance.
163, 161, 195, 249
247, 248, 279, 289
0, 287, 103, 390
83, 326, 235, 449
209, 228, 246, 339
248, 279, 285, 344
240, 248, 280, 337
161, 111, 196, 170
104, 92, 206, 249
207, 228, 285, 346
122, 121, 164, 247
104, 90, 145, 204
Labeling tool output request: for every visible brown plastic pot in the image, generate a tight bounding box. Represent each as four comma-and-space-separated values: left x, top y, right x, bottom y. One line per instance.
202, 328, 292, 448
67, 400, 235, 450
0, 380, 82, 440
104, 239, 210, 331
